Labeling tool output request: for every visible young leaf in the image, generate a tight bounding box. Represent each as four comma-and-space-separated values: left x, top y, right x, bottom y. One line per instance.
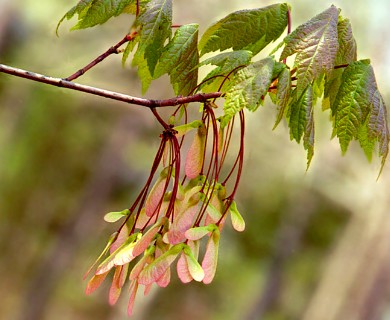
122, 0, 149, 15
198, 50, 253, 92
173, 120, 203, 138
57, 0, 92, 33
154, 24, 199, 96
228, 200, 245, 232
183, 245, 204, 282
132, 48, 153, 93
273, 67, 291, 128
222, 57, 275, 127
335, 17, 357, 65
104, 209, 130, 223
199, 3, 289, 56
370, 91, 389, 152
358, 118, 375, 162
57, 0, 134, 32
333, 60, 377, 154
364, 90, 389, 169
122, 32, 140, 66
323, 68, 343, 111
134, 0, 173, 75
323, 16, 357, 110
280, 5, 339, 96
289, 86, 313, 143
185, 224, 216, 241
303, 90, 315, 168
199, 51, 253, 70
138, 244, 183, 285
202, 228, 220, 284
288, 86, 315, 165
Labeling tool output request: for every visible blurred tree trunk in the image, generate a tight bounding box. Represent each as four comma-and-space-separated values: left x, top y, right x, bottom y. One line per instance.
303, 199, 390, 320
18, 117, 133, 320
245, 191, 316, 320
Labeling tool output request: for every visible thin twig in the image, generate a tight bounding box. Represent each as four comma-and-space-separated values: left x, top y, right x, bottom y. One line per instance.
0, 64, 222, 108
65, 31, 137, 81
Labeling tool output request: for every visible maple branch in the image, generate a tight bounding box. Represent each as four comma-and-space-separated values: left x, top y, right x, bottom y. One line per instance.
65, 31, 137, 81
0, 64, 222, 107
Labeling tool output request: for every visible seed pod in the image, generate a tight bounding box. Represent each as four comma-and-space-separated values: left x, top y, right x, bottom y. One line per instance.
185, 125, 206, 179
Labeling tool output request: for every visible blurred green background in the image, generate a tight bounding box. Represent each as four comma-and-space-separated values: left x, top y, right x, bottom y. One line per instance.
1, 1, 390, 319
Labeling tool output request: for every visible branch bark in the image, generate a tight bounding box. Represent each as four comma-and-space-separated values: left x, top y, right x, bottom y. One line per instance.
0, 64, 222, 107
65, 32, 137, 81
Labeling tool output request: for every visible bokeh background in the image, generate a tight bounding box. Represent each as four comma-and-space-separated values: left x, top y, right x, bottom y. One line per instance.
1, 0, 390, 319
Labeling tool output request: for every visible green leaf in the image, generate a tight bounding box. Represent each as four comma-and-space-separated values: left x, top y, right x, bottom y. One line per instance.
357, 91, 389, 174
358, 118, 375, 162
198, 50, 253, 93
280, 5, 339, 96
335, 16, 357, 65
133, 0, 172, 83
323, 68, 343, 111
273, 67, 291, 128
104, 209, 130, 223
222, 57, 275, 127
312, 72, 325, 104
366, 91, 389, 170
122, 0, 149, 14
173, 120, 203, 137
57, 0, 92, 33
333, 60, 375, 153
154, 24, 199, 96
323, 16, 357, 110
122, 34, 140, 66
199, 51, 252, 70
199, 3, 289, 56
289, 86, 313, 143
57, 0, 135, 33
132, 48, 153, 94
228, 201, 245, 232
303, 88, 315, 168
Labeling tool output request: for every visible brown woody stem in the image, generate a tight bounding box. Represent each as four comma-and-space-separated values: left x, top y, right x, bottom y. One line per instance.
0, 64, 222, 108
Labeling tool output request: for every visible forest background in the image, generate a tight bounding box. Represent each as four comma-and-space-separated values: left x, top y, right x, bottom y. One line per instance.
1, 0, 390, 319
